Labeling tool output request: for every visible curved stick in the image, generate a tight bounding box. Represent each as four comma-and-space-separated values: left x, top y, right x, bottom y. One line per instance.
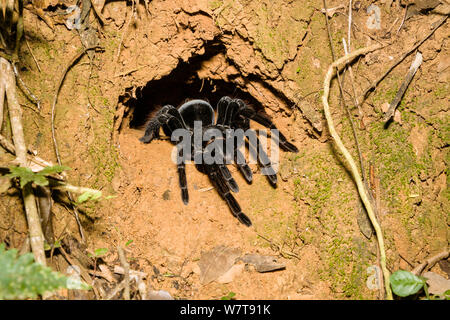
321, 44, 393, 300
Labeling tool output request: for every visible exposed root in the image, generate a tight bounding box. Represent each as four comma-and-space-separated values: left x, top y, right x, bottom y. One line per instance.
321, 44, 393, 300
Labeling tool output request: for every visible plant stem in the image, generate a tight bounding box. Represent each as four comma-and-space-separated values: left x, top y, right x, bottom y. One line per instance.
1, 57, 46, 266
321, 45, 393, 300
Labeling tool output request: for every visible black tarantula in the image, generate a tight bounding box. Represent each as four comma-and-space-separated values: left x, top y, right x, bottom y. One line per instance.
139, 96, 298, 226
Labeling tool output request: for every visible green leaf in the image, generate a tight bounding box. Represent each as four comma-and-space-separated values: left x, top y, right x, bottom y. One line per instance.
38, 165, 71, 175
66, 277, 91, 290
444, 290, 450, 300
93, 248, 108, 257
125, 239, 133, 247
220, 292, 236, 300
44, 240, 62, 251
7, 167, 40, 188
162, 272, 175, 277
77, 190, 102, 203
0, 243, 89, 299
33, 174, 49, 187
390, 270, 425, 297
6, 165, 70, 189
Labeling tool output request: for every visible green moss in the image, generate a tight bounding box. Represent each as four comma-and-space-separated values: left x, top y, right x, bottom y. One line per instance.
288, 145, 378, 298
319, 237, 375, 299
208, 0, 223, 10
433, 83, 448, 99
88, 106, 120, 186
365, 122, 421, 200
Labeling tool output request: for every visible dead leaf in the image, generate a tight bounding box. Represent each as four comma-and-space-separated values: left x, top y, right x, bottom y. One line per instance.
33, 0, 74, 9
198, 246, 241, 284
29, 7, 55, 30
98, 264, 115, 283
320, 5, 345, 17
146, 290, 174, 300
217, 264, 245, 284
357, 200, 374, 239
423, 271, 450, 295
35, 185, 54, 245
241, 254, 286, 273
438, 259, 450, 278
414, 0, 441, 11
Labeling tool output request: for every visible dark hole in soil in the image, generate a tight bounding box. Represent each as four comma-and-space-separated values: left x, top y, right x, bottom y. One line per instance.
124, 43, 264, 129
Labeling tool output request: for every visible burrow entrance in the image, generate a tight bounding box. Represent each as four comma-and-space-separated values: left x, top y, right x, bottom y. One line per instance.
117, 42, 283, 132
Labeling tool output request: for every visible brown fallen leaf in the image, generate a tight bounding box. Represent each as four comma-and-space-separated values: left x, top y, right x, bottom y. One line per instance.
357, 200, 374, 239
198, 246, 241, 284
217, 264, 245, 284
438, 259, 450, 278
146, 290, 174, 300
30, 7, 55, 30
241, 254, 286, 273
33, 0, 74, 9
423, 271, 450, 295
98, 264, 115, 283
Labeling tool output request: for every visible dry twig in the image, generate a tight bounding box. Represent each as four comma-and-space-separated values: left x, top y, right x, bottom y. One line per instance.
59, 245, 100, 299
12, 63, 41, 111
322, 0, 366, 181
383, 51, 423, 122
117, 246, 131, 300
362, 15, 448, 102
0, 57, 46, 266
0, 133, 60, 172
412, 249, 450, 276
115, 0, 135, 63
0, 74, 4, 131
397, 4, 409, 34
25, 36, 41, 72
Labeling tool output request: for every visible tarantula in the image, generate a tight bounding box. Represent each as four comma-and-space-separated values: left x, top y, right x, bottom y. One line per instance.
140, 96, 298, 226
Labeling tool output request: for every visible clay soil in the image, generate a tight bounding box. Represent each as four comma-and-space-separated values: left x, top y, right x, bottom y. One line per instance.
0, 0, 448, 299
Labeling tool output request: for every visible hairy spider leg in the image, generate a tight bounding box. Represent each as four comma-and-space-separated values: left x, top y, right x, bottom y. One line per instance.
139, 115, 161, 143
235, 100, 299, 153
140, 105, 190, 205
216, 97, 253, 184
202, 162, 252, 227
216, 96, 239, 127
245, 129, 278, 187
234, 147, 253, 183
202, 128, 240, 193
215, 143, 239, 193
224, 128, 253, 184
177, 146, 189, 205
217, 97, 278, 187
140, 105, 187, 143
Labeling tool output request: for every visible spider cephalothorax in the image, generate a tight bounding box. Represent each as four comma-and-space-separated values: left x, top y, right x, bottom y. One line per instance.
140, 96, 298, 226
